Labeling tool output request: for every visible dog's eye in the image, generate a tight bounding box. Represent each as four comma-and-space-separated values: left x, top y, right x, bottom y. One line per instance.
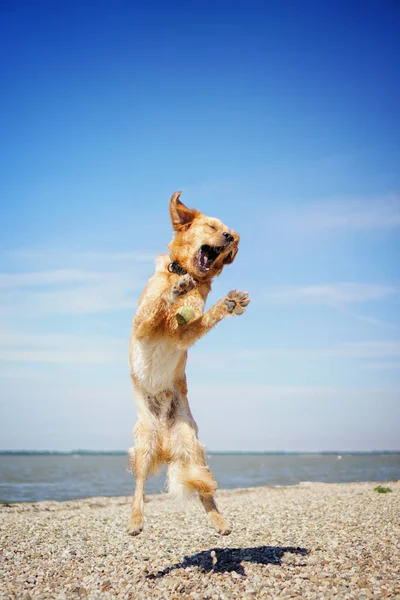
208, 224, 217, 231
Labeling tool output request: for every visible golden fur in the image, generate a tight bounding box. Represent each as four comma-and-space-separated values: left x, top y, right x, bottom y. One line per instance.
128, 191, 250, 535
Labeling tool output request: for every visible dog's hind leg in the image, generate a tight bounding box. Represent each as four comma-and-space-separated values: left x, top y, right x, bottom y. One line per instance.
199, 492, 231, 536
167, 415, 231, 535
128, 422, 161, 535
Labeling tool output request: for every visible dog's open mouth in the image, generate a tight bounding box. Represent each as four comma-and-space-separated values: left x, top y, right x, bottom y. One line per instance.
197, 245, 224, 273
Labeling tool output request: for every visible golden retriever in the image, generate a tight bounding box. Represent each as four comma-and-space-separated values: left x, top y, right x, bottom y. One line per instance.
128, 191, 250, 535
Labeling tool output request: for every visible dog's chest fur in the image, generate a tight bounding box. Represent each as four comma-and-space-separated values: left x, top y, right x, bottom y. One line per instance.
130, 256, 210, 394
131, 337, 184, 394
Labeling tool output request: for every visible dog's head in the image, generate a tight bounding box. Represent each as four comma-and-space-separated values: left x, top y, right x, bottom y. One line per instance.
167, 191, 240, 280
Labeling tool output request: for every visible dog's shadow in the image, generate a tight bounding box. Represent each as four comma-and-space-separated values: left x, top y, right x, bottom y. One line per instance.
147, 545, 309, 578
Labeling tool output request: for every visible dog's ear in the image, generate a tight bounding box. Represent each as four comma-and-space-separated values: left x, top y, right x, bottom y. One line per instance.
170, 191, 198, 231
223, 235, 239, 265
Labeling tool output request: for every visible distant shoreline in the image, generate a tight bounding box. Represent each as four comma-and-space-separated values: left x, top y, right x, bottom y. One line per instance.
1, 449, 399, 456
2, 452, 399, 504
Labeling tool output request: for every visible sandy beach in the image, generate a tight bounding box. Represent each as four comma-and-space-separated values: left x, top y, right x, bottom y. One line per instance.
1, 482, 399, 599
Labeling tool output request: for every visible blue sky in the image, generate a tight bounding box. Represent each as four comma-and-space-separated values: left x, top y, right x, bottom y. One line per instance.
1, 0, 399, 451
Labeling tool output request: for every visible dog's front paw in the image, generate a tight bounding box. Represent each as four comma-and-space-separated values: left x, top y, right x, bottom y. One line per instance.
224, 290, 250, 315
172, 274, 196, 297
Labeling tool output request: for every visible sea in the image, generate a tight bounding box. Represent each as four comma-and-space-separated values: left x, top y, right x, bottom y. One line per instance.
0, 452, 399, 504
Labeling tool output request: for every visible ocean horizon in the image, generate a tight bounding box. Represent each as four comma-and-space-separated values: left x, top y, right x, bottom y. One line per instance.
1, 450, 399, 456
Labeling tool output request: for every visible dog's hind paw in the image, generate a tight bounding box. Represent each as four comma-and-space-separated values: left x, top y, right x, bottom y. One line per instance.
209, 513, 232, 535
224, 290, 250, 316
128, 517, 144, 536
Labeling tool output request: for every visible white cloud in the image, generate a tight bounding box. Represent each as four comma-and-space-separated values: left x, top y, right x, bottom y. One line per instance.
0, 365, 51, 381
0, 326, 127, 364
0, 250, 155, 317
361, 361, 400, 372
0, 248, 149, 368
343, 341, 400, 357
0, 279, 139, 317
263, 283, 398, 306
192, 383, 400, 400
10, 250, 155, 264
276, 194, 400, 232
74, 252, 155, 262
191, 341, 400, 372
0, 270, 105, 288
235, 341, 400, 360
3, 326, 400, 367
191, 341, 400, 379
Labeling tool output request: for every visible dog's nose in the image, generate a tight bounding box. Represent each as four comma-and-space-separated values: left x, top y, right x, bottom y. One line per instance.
222, 232, 234, 243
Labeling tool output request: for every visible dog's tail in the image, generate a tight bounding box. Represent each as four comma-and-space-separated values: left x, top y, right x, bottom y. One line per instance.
127, 447, 135, 466
167, 462, 217, 502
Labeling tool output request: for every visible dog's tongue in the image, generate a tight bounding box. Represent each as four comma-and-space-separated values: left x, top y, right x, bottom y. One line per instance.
201, 249, 210, 270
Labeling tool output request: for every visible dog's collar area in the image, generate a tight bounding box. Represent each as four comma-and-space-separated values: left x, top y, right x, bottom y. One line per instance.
168, 260, 187, 276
